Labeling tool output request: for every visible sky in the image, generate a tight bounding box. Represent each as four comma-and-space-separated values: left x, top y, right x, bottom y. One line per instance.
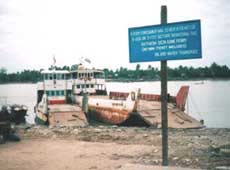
0, 0, 229, 72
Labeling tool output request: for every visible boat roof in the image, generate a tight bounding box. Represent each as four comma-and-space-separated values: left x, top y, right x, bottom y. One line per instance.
41, 70, 70, 74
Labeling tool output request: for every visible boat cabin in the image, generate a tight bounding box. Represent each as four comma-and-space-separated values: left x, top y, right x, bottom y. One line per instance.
36, 64, 107, 105
37, 70, 72, 105
70, 66, 107, 95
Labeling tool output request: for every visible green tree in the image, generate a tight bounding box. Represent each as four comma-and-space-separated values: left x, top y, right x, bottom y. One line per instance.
0, 67, 7, 82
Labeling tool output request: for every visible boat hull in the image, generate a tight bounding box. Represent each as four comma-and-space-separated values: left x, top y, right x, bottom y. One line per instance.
76, 94, 137, 125
87, 106, 131, 125
35, 111, 48, 125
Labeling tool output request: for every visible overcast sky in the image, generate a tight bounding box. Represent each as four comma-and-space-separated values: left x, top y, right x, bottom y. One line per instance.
0, 0, 229, 72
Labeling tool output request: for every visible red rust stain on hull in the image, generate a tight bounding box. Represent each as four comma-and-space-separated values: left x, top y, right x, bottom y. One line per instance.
89, 105, 130, 125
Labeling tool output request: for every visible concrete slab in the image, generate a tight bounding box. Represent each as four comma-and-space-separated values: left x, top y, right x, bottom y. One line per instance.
118, 164, 202, 170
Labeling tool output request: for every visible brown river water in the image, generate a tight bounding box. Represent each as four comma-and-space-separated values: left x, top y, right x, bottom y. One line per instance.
0, 80, 229, 128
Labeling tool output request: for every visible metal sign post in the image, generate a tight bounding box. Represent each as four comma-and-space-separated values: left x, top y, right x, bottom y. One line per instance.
128, 5, 202, 166
160, 5, 168, 166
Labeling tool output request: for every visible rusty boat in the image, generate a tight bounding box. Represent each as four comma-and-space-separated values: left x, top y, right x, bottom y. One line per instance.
76, 90, 139, 125
77, 86, 203, 128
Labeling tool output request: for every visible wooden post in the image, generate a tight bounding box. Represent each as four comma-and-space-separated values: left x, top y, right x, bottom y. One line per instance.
161, 5, 168, 166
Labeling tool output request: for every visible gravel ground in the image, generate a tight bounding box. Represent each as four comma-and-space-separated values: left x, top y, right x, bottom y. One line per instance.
0, 125, 229, 170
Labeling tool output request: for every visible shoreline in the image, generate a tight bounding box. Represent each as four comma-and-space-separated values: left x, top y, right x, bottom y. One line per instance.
106, 78, 230, 82
0, 125, 229, 170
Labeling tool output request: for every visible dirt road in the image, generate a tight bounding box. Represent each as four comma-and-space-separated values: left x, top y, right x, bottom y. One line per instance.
0, 125, 229, 170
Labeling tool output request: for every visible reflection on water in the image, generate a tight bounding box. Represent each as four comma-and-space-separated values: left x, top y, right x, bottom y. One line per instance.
0, 81, 229, 128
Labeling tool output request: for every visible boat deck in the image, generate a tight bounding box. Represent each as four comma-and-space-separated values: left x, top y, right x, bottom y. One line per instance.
79, 95, 203, 128
48, 104, 87, 127
49, 104, 83, 113
137, 100, 203, 128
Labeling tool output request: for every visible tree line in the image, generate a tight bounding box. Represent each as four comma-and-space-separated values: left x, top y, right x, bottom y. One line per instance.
104, 62, 230, 81
0, 62, 230, 83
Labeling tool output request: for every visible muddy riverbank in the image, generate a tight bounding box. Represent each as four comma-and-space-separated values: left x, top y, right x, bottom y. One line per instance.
0, 125, 230, 170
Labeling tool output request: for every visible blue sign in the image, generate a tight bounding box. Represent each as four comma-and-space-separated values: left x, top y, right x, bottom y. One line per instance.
129, 20, 202, 62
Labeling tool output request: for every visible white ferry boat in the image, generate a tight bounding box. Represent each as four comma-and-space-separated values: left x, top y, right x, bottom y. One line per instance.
35, 64, 107, 126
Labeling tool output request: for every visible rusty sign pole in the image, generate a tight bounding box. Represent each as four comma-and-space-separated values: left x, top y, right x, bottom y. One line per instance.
160, 5, 168, 166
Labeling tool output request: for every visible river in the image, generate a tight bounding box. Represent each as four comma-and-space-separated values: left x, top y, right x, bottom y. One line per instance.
0, 80, 229, 128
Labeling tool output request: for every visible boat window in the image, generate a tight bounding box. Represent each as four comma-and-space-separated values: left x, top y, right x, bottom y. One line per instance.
86, 84, 89, 88
78, 73, 81, 78
56, 74, 60, 80
91, 84, 94, 88
88, 73, 90, 78
66, 74, 71, 79
72, 73, 77, 79
58, 74, 63, 80
53, 74, 56, 80
44, 74, 48, 80
131, 92, 135, 101
77, 85, 80, 89
82, 84, 85, 88
61, 91, 64, 96
94, 72, 104, 78
56, 91, 60, 96
51, 91, 55, 96
49, 74, 53, 80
